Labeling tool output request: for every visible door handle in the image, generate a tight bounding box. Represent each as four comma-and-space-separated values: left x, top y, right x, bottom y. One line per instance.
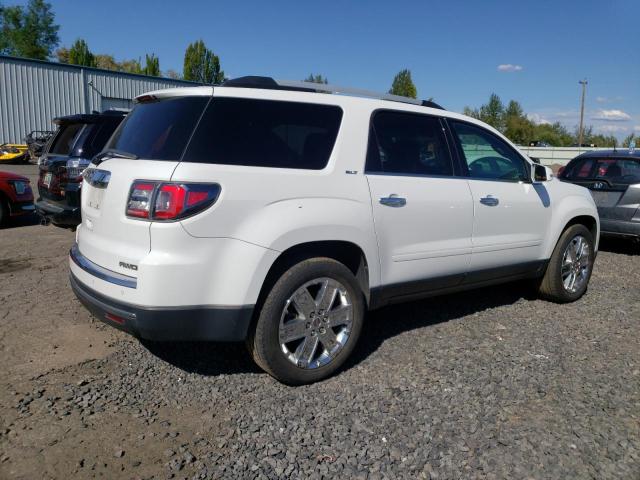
480, 195, 499, 207
379, 194, 406, 207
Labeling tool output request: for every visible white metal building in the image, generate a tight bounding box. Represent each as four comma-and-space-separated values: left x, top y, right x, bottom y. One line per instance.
0, 55, 198, 143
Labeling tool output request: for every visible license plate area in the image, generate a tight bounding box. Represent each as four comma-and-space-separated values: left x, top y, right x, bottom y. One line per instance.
86, 186, 105, 212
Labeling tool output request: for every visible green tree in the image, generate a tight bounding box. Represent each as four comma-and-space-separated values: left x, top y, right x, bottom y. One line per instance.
183, 40, 224, 84
142, 53, 160, 76
165, 69, 182, 80
119, 58, 142, 74
0, 0, 59, 59
54, 46, 69, 63
95, 54, 118, 71
67, 38, 96, 67
532, 122, 573, 147
478, 93, 505, 131
622, 133, 636, 148
389, 69, 417, 98
304, 73, 328, 84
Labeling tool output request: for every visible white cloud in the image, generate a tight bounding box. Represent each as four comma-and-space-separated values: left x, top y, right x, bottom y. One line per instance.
595, 96, 623, 104
497, 64, 523, 72
591, 109, 632, 121
635, 125, 640, 132
527, 113, 551, 125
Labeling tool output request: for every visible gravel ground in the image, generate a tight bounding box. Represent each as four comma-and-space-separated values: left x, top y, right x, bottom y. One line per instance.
1, 165, 639, 479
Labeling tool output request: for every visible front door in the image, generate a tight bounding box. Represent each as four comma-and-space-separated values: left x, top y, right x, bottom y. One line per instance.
448, 120, 550, 275
365, 110, 474, 297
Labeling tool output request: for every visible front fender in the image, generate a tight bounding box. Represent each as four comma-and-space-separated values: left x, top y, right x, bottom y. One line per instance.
543, 191, 600, 258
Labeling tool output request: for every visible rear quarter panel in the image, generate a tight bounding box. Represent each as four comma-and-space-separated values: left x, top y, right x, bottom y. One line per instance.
172, 97, 382, 289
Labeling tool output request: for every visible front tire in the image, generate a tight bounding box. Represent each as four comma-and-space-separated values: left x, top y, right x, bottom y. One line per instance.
248, 258, 365, 385
538, 224, 594, 303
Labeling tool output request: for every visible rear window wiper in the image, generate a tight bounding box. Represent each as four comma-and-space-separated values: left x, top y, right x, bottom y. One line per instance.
93, 149, 138, 165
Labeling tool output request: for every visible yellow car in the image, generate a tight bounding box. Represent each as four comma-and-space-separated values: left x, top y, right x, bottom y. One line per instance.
0, 144, 29, 163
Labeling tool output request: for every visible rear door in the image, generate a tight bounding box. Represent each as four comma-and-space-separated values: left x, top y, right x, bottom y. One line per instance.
365, 110, 473, 293
78, 95, 210, 276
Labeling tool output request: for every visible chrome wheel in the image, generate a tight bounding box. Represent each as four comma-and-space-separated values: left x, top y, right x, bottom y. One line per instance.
279, 277, 353, 369
561, 235, 591, 293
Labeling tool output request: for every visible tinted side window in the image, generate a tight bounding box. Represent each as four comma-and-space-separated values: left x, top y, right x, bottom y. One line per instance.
107, 97, 209, 160
594, 158, 640, 183
183, 98, 343, 170
451, 122, 527, 181
563, 158, 594, 179
76, 120, 122, 158
366, 111, 453, 176
49, 123, 84, 155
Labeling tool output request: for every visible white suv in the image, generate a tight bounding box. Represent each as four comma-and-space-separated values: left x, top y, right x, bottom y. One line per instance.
70, 77, 599, 384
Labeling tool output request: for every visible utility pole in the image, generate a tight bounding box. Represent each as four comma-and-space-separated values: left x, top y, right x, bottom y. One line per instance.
578, 79, 588, 151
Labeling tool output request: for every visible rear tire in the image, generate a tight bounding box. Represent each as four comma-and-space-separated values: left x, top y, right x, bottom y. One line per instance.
248, 257, 365, 385
538, 224, 594, 303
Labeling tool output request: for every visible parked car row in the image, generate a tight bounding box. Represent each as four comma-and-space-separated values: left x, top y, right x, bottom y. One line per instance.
0, 170, 34, 225
35, 110, 127, 227
558, 149, 640, 243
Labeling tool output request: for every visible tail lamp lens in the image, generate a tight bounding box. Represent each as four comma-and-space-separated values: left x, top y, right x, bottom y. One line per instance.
126, 181, 220, 220
126, 182, 155, 218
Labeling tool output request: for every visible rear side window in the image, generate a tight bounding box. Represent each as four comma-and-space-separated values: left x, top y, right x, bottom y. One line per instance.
107, 97, 209, 160
183, 98, 343, 169
366, 111, 453, 176
49, 123, 84, 155
563, 158, 594, 179
73, 120, 122, 159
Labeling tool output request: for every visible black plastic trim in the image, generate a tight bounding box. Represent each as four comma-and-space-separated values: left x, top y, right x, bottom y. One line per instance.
369, 260, 548, 309
70, 273, 255, 341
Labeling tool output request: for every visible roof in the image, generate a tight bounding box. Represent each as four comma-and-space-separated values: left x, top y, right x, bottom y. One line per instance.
576, 149, 640, 159
135, 76, 446, 110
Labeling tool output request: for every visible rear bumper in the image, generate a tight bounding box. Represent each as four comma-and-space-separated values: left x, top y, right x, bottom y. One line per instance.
35, 198, 80, 226
70, 273, 254, 342
600, 218, 640, 238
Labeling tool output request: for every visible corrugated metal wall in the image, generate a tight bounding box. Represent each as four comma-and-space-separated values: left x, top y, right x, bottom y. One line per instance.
0, 55, 198, 143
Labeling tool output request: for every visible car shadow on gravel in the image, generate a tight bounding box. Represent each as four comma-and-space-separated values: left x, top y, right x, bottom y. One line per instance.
1, 213, 40, 229
141, 340, 262, 376
344, 280, 536, 370
142, 281, 535, 378
598, 236, 639, 256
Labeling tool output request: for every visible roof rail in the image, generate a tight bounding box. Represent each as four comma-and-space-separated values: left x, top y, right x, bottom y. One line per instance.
220, 76, 444, 110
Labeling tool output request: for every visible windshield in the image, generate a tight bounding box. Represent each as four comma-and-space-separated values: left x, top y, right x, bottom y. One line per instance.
105, 96, 209, 160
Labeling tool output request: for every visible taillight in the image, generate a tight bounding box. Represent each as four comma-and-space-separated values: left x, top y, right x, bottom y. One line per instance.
126, 181, 220, 221
126, 181, 155, 218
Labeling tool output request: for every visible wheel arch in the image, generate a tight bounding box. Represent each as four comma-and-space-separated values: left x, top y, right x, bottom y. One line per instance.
256, 240, 372, 311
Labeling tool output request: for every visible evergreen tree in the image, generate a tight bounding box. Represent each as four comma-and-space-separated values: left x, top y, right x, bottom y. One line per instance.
389, 69, 417, 99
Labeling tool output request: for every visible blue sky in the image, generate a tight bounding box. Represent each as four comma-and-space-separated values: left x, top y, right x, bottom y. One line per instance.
22, 0, 640, 138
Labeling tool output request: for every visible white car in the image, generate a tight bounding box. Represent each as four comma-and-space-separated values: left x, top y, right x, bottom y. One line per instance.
70, 77, 599, 384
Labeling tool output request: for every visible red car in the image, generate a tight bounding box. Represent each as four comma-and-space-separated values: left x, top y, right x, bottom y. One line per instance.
0, 171, 35, 225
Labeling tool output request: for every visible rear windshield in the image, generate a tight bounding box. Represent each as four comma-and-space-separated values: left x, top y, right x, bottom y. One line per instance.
564, 157, 640, 184
106, 97, 209, 160
71, 120, 123, 159
49, 123, 84, 155
183, 98, 343, 169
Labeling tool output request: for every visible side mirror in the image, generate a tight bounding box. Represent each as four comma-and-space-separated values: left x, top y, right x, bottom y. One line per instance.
532, 164, 550, 183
